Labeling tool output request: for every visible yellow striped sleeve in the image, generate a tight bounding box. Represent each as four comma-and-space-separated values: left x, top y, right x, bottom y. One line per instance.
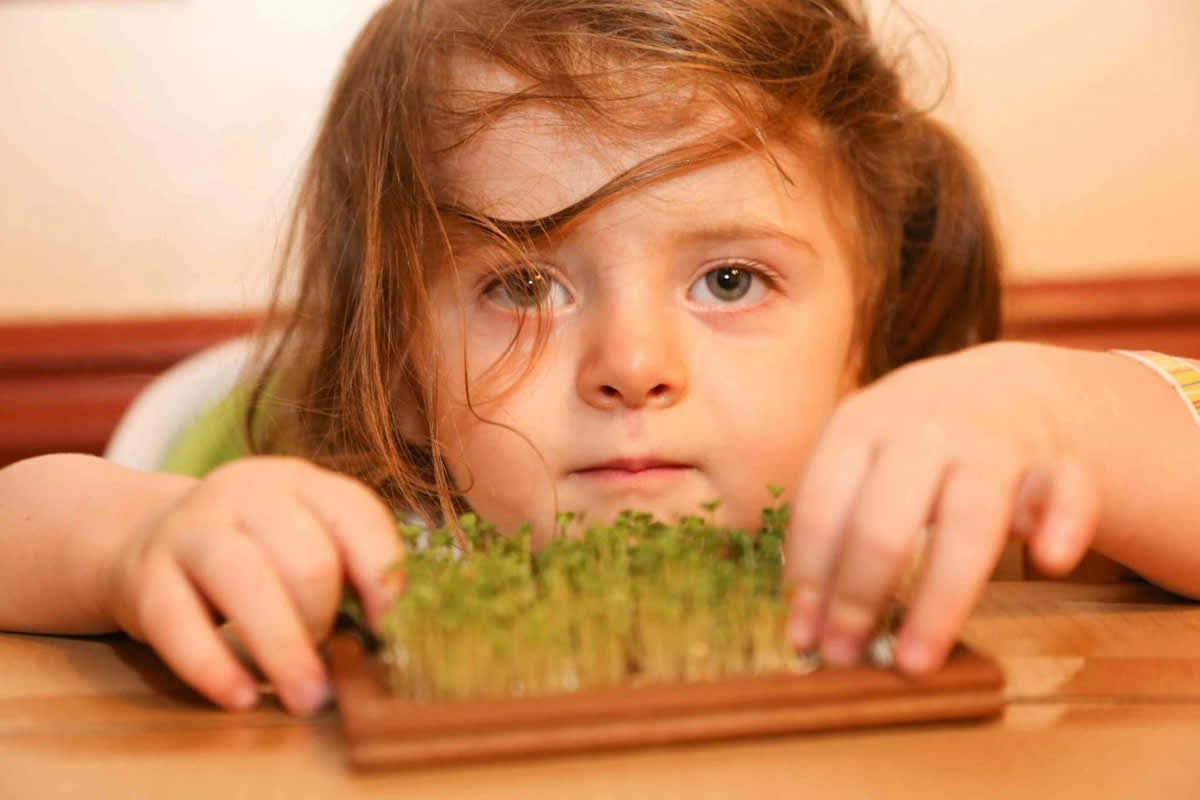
1112, 349, 1200, 426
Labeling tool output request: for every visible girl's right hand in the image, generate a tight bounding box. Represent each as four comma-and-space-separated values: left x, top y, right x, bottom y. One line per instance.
101, 457, 402, 716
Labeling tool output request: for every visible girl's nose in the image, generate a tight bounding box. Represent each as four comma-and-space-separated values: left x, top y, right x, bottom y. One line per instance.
576, 314, 689, 411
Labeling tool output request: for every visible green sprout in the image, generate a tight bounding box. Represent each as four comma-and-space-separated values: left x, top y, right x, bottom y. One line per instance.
370, 487, 894, 701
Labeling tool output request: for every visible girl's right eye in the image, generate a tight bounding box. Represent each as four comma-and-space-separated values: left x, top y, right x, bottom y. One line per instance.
482, 268, 572, 311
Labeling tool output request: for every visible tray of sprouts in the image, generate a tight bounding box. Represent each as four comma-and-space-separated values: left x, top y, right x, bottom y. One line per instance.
328, 492, 1003, 769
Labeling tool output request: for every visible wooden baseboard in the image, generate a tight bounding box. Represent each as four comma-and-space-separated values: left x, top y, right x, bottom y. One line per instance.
1003, 272, 1200, 356
0, 314, 258, 466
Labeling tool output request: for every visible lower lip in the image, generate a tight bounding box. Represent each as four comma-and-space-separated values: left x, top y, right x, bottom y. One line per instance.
571, 466, 695, 484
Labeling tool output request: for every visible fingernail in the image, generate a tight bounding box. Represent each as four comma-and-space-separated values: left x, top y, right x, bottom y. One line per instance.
297, 679, 332, 716
821, 630, 863, 668
788, 586, 820, 649
231, 684, 259, 711
789, 616, 814, 651
370, 576, 401, 617
1040, 519, 1078, 568
897, 636, 934, 674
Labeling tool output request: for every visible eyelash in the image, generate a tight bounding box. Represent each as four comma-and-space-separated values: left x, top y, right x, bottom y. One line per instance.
478, 259, 782, 312
480, 266, 573, 312
688, 258, 781, 309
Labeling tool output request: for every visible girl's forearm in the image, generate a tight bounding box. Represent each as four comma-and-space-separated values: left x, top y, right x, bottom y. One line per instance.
0, 454, 195, 633
1046, 348, 1200, 597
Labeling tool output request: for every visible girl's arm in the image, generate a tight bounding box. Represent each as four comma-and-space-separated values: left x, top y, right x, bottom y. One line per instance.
1047, 348, 1200, 598
0, 453, 195, 633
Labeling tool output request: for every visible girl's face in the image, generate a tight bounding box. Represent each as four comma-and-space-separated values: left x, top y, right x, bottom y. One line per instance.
427, 108, 860, 543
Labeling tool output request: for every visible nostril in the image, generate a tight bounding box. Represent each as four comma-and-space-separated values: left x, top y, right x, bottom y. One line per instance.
648, 384, 669, 397
601, 385, 620, 398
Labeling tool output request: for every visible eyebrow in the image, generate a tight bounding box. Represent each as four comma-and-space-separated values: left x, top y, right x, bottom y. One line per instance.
667, 222, 818, 256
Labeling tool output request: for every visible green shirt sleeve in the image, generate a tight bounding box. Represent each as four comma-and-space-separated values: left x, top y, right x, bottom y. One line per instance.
159, 389, 250, 477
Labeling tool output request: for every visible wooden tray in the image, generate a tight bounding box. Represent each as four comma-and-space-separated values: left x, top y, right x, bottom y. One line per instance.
328, 632, 1004, 769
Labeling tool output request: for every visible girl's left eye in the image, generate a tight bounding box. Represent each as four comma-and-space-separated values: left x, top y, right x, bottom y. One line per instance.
687, 263, 770, 307
482, 268, 572, 311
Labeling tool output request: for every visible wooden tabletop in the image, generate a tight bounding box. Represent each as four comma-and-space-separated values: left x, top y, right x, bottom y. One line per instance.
3, 580, 1200, 798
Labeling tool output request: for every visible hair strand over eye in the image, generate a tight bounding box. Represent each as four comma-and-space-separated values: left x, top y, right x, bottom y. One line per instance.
483, 267, 572, 312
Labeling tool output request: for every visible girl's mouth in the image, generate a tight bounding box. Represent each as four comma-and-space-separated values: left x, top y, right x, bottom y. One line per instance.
570, 458, 695, 483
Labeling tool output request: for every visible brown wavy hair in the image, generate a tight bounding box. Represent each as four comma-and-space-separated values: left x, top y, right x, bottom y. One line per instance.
246, 0, 1002, 523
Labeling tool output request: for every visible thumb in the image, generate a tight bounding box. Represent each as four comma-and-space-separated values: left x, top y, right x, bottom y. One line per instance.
1011, 457, 1100, 576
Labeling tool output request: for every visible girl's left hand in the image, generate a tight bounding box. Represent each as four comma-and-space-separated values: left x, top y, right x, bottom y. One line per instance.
784, 341, 1101, 675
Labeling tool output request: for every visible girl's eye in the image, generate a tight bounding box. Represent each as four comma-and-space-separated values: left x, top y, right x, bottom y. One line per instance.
483, 268, 572, 311
688, 263, 769, 307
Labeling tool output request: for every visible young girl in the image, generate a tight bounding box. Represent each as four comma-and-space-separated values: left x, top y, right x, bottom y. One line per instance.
2, 0, 1199, 720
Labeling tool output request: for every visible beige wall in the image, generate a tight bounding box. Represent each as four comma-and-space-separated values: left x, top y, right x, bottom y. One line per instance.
2, 1, 1197, 320
0, 1, 382, 320
896, 0, 1200, 280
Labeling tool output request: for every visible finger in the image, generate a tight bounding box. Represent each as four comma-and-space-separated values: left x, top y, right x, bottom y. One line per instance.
1016, 458, 1099, 576
239, 501, 342, 642
294, 466, 404, 629
785, 420, 876, 651
128, 557, 260, 712
180, 530, 330, 716
820, 436, 949, 666
894, 463, 1019, 676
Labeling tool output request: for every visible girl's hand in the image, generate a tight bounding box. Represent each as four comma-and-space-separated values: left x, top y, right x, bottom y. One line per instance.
785, 341, 1100, 675
102, 457, 401, 716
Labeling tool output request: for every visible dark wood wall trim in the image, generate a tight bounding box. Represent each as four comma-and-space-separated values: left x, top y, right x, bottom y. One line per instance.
0, 314, 259, 375
1003, 272, 1200, 356
2, 272, 1200, 468
0, 314, 259, 467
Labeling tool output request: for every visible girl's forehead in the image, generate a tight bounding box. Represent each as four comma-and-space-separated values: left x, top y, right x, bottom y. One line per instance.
433, 56, 749, 221
436, 108, 839, 267
436, 108, 698, 221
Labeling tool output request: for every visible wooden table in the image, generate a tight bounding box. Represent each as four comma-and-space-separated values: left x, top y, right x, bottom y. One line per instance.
3, 581, 1200, 798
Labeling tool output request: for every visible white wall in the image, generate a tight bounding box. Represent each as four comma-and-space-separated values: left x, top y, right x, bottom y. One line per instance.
2, 1, 1197, 319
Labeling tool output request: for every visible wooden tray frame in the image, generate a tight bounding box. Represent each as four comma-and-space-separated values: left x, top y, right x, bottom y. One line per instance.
328, 632, 1004, 769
